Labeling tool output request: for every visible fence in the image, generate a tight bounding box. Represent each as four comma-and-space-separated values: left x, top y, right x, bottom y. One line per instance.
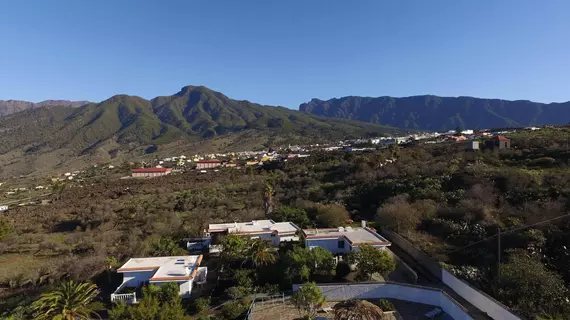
245, 293, 287, 320
293, 282, 473, 320
381, 228, 521, 320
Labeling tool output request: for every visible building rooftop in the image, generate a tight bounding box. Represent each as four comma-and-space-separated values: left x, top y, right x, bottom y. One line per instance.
490, 135, 510, 141
131, 167, 172, 173
303, 227, 390, 246
117, 255, 203, 281
208, 220, 300, 235
197, 159, 221, 163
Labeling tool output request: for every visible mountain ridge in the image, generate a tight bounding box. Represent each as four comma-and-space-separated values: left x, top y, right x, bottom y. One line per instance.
0, 85, 403, 177
299, 95, 570, 131
0, 100, 90, 117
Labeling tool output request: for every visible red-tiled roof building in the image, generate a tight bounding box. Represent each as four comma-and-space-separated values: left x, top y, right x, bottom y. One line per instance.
196, 159, 221, 170
485, 135, 511, 149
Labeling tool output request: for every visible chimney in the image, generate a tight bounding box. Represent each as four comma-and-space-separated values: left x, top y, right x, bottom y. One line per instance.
361, 220, 367, 228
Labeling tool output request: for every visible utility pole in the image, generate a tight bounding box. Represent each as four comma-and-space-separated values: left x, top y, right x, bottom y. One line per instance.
497, 227, 501, 280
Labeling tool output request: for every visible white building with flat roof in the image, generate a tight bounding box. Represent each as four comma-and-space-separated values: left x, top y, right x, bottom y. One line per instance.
303, 226, 391, 254
208, 220, 300, 247
112, 255, 206, 304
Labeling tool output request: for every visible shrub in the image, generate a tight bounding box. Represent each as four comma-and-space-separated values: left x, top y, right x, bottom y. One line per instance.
221, 301, 247, 320
377, 299, 395, 311
335, 261, 351, 279
193, 296, 211, 313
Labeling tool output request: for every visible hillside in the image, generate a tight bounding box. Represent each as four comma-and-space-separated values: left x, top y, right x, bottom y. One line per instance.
0, 86, 403, 177
299, 95, 570, 131
0, 100, 89, 117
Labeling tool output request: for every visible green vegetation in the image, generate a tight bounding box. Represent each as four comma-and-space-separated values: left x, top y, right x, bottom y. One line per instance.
300, 94, 570, 130
349, 245, 395, 281
0, 85, 404, 177
30, 281, 101, 320
291, 282, 325, 320
3, 127, 570, 318
108, 283, 185, 320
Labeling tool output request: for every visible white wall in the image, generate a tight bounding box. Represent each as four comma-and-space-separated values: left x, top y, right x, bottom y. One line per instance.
293, 283, 473, 320
306, 238, 349, 254
121, 270, 155, 287
442, 270, 519, 320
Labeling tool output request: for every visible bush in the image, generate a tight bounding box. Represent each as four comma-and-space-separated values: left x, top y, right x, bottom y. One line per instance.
193, 296, 211, 313
335, 261, 351, 279
377, 299, 395, 311
315, 204, 350, 228
221, 301, 248, 320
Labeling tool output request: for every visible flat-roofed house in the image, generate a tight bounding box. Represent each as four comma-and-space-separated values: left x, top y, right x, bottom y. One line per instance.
196, 160, 221, 170
208, 220, 300, 247
112, 255, 206, 304
303, 226, 391, 254
131, 167, 172, 178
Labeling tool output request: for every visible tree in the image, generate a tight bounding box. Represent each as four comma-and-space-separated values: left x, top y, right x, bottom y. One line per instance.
315, 204, 350, 228
455, 126, 463, 136
146, 236, 185, 257
286, 246, 334, 281
375, 195, 421, 233
271, 206, 311, 228
335, 261, 351, 279
219, 234, 249, 270
350, 245, 395, 281
0, 218, 13, 240
333, 299, 386, 320
108, 283, 185, 320
309, 247, 335, 275
263, 183, 275, 216
249, 238, 278, 267
492, 252, 570, 318
105, 256, 120, 284
31, 281, 101, 320
291, 282, 326, 320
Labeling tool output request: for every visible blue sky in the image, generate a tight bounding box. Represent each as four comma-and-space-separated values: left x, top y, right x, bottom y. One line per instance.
1, 1, 569, 108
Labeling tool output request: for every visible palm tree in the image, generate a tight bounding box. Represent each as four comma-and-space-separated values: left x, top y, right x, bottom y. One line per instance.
31, 280, 101, 320
333, 299, 386, 320
262, 183, 274, 216
249, 239, 277, 267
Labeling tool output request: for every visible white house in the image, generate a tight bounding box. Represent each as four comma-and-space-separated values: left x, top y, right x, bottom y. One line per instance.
207, 220, 300, 248
0, 205, 8, 212
302, 225, 391, 254
112, 255, 206, 304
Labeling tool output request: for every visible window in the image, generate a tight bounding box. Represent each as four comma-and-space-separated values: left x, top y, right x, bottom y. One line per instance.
271, 233, 276, 237
338, 240, 345, 249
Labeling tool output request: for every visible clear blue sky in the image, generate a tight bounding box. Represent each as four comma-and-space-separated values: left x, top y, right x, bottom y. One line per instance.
1, 1, 569, 108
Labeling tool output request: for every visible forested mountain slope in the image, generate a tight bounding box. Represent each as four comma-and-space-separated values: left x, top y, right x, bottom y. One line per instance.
0, 86, 403, 177
300, 95, 570, 131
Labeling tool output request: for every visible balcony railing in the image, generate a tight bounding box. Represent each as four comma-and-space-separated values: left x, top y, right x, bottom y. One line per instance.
111, 292, 137, 304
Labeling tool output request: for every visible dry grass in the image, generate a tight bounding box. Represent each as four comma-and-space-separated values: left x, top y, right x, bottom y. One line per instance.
0, 254, 51, 282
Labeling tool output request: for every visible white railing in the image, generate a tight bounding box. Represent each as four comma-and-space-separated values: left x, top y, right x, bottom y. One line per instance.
111, 292, 137, 304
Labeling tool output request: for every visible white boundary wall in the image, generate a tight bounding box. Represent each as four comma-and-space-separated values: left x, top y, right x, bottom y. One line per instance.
293, 283, 473, 320
442, 270, 519, 320
381, 229, 521, 320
